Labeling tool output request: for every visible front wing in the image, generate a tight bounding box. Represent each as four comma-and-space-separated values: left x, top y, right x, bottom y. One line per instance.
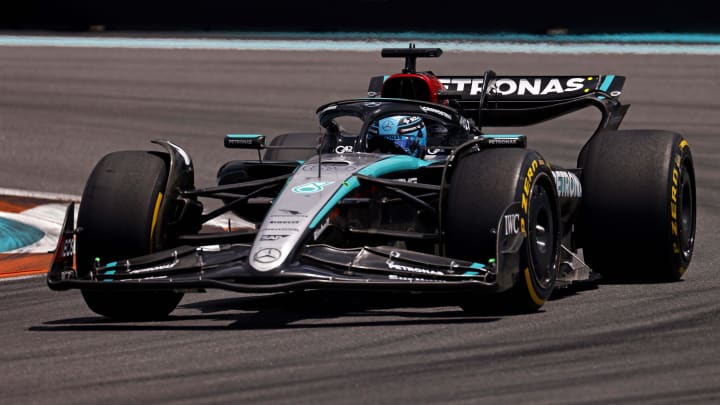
48, 203, 523, 294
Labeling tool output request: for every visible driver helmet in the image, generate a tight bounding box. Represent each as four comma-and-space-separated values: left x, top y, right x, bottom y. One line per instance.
368, 115, 427, 157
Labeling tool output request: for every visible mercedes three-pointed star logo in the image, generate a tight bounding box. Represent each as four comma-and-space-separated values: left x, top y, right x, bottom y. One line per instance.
254, 248, 282, 263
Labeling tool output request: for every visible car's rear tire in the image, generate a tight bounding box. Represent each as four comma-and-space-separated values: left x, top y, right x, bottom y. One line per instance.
76, 151, 183, 320
445, 148, 560, 313
579, 130, 696, 282
263, 132, 320, 161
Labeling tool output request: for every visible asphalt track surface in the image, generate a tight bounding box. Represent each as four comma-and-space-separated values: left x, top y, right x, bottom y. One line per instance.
1, 44, 719, 404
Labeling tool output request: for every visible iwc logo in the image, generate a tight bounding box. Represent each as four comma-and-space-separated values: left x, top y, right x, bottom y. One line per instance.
254, 248, 282, 263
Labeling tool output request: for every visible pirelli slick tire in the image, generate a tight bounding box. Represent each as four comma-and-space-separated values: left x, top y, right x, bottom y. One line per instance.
580, 130, 696, 282
263, 133, 319, 161
76, 151, 183, 320
446, 149, 561, 313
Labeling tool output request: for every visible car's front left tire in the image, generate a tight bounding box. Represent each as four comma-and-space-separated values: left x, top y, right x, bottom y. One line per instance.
445, 148, 560, 313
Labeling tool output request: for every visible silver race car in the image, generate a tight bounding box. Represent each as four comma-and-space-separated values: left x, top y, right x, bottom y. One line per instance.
48, 46, 696, 320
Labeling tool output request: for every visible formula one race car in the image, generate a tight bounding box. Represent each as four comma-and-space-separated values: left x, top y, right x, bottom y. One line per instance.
48, 46, 696, 320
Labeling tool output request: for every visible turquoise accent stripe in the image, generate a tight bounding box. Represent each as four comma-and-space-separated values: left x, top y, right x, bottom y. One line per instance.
483, 134, 523, 138
0, 218, 44, 252
309, 156, 432, 229
357, 155, 432, 177
462, 263, 485, 275
227, 134, 264, 138
103, 269, 116, 282
599, 75, 615, 92
309, 177, 360, 229
106, 261, 118, 267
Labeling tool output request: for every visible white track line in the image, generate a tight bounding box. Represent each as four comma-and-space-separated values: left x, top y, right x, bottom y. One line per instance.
0, 187, 81, 202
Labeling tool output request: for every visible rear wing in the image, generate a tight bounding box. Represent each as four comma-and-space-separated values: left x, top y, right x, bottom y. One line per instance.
367, 74, 628, 128
438, 75, 624, 100
368, 74, 624, 101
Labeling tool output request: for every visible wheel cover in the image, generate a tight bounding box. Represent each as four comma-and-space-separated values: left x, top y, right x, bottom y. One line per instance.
527, 179, 556, 289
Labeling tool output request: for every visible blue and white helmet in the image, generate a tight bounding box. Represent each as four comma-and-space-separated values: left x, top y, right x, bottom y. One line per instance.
368, 115, 427, 157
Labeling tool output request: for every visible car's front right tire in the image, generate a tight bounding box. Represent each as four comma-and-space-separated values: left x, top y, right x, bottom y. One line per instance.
76, 151, 183, 320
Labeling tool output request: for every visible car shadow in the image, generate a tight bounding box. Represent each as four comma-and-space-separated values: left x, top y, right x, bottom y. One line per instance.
548, 279, 600, 301
31, 290, 503, 331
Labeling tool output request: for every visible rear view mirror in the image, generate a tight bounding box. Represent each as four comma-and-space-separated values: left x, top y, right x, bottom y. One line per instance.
224, 134, 266, 149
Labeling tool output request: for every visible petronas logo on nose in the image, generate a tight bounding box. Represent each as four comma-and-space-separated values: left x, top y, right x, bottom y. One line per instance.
292, 181, 334, 193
